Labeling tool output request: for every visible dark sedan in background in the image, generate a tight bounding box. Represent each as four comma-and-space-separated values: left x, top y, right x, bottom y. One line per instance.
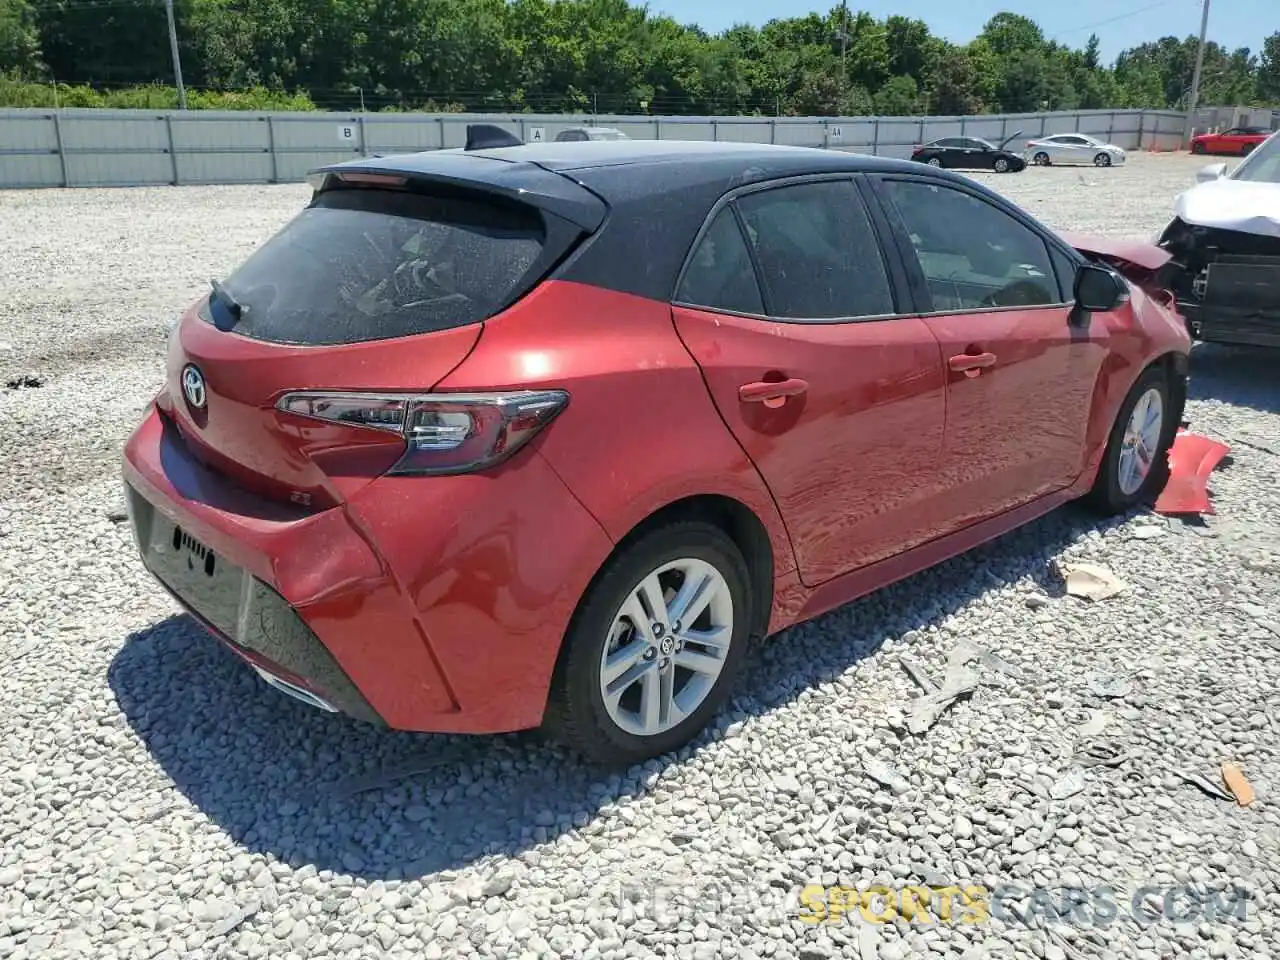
911, 133, 1026, 173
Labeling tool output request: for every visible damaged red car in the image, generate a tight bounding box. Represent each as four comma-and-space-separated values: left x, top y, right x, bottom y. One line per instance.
122, 136, 1191, 765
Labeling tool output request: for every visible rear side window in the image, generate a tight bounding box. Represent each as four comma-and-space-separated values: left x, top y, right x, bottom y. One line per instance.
735, 180, 895, 320
676, 209, 764, 315
207, 188, 546, 346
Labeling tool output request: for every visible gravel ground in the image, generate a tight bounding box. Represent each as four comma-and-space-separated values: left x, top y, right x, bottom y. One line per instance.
1, 152, 1278, 960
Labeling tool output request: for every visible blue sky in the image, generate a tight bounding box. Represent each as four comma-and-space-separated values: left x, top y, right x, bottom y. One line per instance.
651, 0, 1261, 64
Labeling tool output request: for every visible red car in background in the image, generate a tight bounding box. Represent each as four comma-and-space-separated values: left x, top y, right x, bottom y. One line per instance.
1190, 126, 1271, 156
123, 135, 1192, 766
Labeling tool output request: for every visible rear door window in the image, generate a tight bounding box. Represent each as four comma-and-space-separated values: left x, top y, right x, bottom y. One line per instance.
734, 180, 896, 320
208, 188, 547, 346
676, 209, 765, 315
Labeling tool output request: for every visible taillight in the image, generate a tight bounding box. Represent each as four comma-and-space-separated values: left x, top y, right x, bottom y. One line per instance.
1025, 142, 1034, 148
276, 390, 569, 476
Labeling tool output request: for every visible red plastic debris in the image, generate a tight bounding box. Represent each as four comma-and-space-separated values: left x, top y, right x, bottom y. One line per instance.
1154, 430, 1230, 516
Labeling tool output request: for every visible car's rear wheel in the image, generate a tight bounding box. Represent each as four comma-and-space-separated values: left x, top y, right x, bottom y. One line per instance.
1087, 366, 1176, 514
927, 157, 943, 167
1094, 152, 1112, 167
1033, 152, 1050, 166
546, 521, 751, 766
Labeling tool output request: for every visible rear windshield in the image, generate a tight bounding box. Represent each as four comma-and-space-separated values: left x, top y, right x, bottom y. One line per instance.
206, 187, 546, 345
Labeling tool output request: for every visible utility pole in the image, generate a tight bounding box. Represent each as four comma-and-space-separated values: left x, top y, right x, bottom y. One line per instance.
165, 0, 188, 110
840, 1, 849, 85
1184, 0, 1211, 145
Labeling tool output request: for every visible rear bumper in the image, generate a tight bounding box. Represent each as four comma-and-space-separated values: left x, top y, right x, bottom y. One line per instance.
125, 480, 383, 723
122, 405, 615, 733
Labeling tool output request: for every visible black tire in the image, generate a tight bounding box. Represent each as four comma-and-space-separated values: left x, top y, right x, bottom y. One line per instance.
1242, 143, 1256, 156
1086, 366, 1176, 514
1192, 142, 1207, 155
993, 156, 1010, 173
1033, 152, 1050, 166
927, 156, 944, 167
545, 521, 753, 767
1094, 152, 1112, 167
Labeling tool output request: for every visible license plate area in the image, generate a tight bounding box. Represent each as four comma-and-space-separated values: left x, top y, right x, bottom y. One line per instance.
171, 524, 217, 577
144, 516, 244, 638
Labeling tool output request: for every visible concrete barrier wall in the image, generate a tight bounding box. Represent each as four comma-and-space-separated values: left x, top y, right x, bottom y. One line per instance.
0, 107, 1191, 189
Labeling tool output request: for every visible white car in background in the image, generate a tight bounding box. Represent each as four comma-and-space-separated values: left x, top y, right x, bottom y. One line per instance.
554, 126, 631, 142
1156, 129, 1280, 348
1024, 133, 1127, 168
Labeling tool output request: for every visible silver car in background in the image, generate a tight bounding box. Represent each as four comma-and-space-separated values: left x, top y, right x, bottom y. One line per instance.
1024, 133, 1127, 168
554, 126, 631, 142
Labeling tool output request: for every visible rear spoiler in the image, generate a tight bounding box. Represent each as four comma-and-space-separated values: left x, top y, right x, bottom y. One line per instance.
306, 150, 606, 231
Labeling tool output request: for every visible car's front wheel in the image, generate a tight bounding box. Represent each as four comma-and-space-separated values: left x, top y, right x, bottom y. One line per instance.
1192, 142, 1207, 155
1087, 366, 1177, 514
993, 157, 1011, 173
1094, 152, 1112, 167
546, 521, 752, 766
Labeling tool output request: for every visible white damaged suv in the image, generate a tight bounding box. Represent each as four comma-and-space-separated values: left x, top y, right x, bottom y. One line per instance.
1157, 129, 1280, 348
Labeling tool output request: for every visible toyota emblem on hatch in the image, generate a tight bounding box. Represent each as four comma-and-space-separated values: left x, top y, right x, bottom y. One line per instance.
181, 364, 207, 409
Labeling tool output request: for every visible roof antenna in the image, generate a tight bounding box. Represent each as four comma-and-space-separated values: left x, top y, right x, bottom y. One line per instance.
465, 124, 523, 151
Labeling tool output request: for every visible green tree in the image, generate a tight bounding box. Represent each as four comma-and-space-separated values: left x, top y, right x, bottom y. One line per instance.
925, 46, 985, 115
35, 0, 175, 86
5, 2, 1275, 116
1261, 32, 1280, 102
874, 74, 919, 115
1083, 34, 1101, 71
0, 0, 42, 77
979, 12, 1044, 57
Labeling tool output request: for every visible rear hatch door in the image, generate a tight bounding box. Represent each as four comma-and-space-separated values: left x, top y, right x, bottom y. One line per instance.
162, 162, 602, 509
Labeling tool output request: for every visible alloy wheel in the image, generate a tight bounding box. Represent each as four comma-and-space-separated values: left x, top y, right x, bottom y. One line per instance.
1033, 152, 1050, 166
598, 558, 733, 737
994, 157, 1010, 172
1094, 153, 1112, 167
927, 157, 942, 167
1117, 387, 1164, 496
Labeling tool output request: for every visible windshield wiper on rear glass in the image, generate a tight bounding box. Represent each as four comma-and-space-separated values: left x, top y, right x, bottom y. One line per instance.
209, 278, 246, 320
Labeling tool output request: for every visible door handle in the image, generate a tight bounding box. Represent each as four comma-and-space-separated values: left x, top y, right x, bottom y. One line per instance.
739, 378, 809, 406
948, 352, 997, 376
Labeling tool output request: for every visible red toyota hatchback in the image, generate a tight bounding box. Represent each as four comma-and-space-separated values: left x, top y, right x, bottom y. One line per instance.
123, 136, 1191, 765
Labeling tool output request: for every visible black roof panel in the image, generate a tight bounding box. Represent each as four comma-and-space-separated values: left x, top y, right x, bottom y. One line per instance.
315, 141, 1020, 304
332, 141, 928, 195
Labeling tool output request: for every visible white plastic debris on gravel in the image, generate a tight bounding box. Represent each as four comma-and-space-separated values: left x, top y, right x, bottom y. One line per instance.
1, 154, 1278, 960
